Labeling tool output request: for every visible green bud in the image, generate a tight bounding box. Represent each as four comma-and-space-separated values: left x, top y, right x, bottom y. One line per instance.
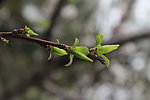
51, 47, 67, 56
24, 26, 38, 36
96, 33, 104, 46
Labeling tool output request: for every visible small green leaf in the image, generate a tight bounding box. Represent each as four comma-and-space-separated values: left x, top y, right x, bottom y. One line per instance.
70, 46, 93, 62
24, 26, 38, 36
73, 38, 79, 47
97, 45, 119, 54
51, 47, 67, 56
71, 50, 93, 62
65, 54, 74, 66
99, 54, 110, 67
72, 46, 89, 55
96, 33, 104, 46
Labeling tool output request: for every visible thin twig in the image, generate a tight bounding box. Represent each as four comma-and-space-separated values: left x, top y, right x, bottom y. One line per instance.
0, 31, 70, 50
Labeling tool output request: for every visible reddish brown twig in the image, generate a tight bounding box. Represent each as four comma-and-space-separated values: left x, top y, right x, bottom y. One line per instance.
0, 31, 70, 51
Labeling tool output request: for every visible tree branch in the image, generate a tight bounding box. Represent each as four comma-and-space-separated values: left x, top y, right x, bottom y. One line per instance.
44, 0, 67, 39
111, 0, 136, 38
105, 31, 150, 45
0, 31, 70, 50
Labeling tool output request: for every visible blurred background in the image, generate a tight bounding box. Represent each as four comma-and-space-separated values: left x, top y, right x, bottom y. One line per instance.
0, 0, 150, 100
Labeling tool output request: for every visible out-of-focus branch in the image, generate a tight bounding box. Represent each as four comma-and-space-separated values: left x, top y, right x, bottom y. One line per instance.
112, 0, 136, 36
44, 0, 67, 39
42, 80, 85, 100
105, 31, 150, 45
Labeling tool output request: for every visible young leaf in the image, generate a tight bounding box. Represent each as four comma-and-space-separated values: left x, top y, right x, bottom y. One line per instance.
96, 33, 104, 46
72, 38, 79, 47
24, 26, 38, 36
65, 54, 74, 66
97, 45, 119, 54
98, 54, 110, 67
70, 46, 93, 62
72, 46, 89, 55
51, 47, 67, 56
71, 50, 93, 62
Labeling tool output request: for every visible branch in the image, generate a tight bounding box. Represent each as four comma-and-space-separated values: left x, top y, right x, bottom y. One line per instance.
105, 31, 150, 45
44, 0, 67, 39
111, 0, 136, 37
0, 31, 70, 50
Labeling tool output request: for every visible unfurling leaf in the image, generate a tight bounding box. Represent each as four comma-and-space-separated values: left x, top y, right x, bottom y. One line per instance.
96, 33, 104, 46
99, 54, 110, 67
65, 54, 74, 66
71, 50, 93, 62
73, 38, 79, 47
70, 38, 93, 62
93, 33, 119, 67
72, 46, 89, 55
97, 45, 119, 54
51, 47, 67, 56
24, 26, 38, 36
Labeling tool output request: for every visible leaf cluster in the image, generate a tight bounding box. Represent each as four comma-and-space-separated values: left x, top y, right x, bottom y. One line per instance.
47, 34, 119, 67
91, 34, 119, 67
